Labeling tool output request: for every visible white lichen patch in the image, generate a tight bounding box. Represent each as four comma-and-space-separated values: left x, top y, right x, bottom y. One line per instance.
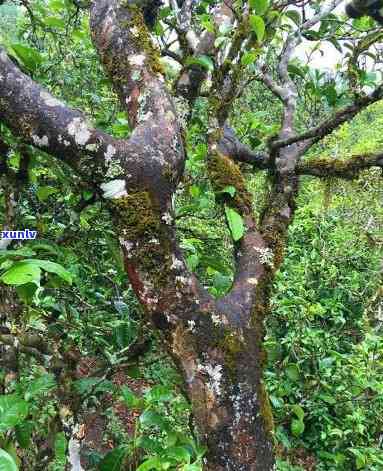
119, 237, 134, 254
32, 134, 49, 147
40, 90, 63, 107
100, 179, 127, 199
175, 275, 189, 286
86, 143, 99, 152
105, 144, 116, 163
0, 50, 8, 62
129, 54, 146, 67
211, 314, 221, 325
198, 363, 223, 396
187, 320, 196, 332
67, 117, 91, 146
254, 247, 274, 268
173, 96, 189, 130
162, 212, 172, 225
130, 26, 140, 36
171, 255, 183, 271
247, 277, 258, 285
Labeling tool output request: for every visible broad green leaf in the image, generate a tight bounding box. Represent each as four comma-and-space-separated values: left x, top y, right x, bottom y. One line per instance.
249, 15, 265, 42
121, 386, 142, 409
24, 374, 56, 401
250, 0, 269, 16
285, 364, 300, 382
139, 410, 167, 430
0, 261, 41, 286
0, 449, 18, 471
291, 404, 305, 421
74, 378, 114, 395
15, 421, 34, 449
0, 248, 36, 260
0, 394, 29, 433
165, 446, 192, 463
287, 63, 306, 78
43, 17, 65, 28
136, 457, 162, 471
285, 9, 301, 25
183, 465, 203, 471
15, 283, 38, 304
218, 185, 236, 197
98, 446, 128, 471
36, 186, 58, 202
145, 385, 173, 403
241, 51, 258, 66
319, 393, 336, 405
27, 259, 72, 284
54, 432, 67, 464
186, 55, 214, 71
291, 418, 305, 437
224, 206, 245, 242
9, 44, 43, 72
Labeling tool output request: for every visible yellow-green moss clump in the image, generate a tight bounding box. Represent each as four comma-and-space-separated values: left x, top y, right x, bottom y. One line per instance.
125, 5, 165, 75
258, 381, 275, 437
220, 331, 245, 379
111, 190, 160, 240
207, 151, 253, 213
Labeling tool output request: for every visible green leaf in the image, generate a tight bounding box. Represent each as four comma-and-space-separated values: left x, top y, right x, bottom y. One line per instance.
291, 418, 305, 437
28, 259, 72, 284
15, 421, 34, 449
224, 206, 245, 242
249, 0, 269, 16
285, 9, 301, 25
164, 446, 192, 463
287, 63, 306, 79
291, 404, 305, 421
0, 248, 36, 260
145, 385, 173, 403
241, 51, 258, 66
36, 186, 58, 202
285, 364, 300, 382
43, 17, 65, 28
24, 374, 56, 401
218, 185, 236, 197
1, 261, 41, 286
0, 394, 29, 433
249, 15, 265, 42
136, 457, 162, 471
0, 449, 18, 471
74, 378, 114, 395
121, 386, 142, 409
9, 44, 43, 72
98, 447, 128, 471
186, 55, 214, 71
15, 283, 38, 304
319, 393, 336, 405
54, 432, 67, 465
139, 410, 167, 431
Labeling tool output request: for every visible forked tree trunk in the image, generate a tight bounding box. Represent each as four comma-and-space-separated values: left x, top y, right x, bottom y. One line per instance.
5, 0, 379, 468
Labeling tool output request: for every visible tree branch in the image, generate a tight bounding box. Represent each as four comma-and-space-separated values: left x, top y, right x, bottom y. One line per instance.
0, 49, 114, 181
271, 85, 383, 150
298, 152, 383, 179
219, 124, 270, 168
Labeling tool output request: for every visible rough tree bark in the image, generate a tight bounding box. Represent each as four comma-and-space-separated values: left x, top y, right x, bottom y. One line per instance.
1, 0, 383, 469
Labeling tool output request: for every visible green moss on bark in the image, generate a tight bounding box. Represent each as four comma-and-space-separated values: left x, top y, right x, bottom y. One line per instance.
111, 190, 160, 240
208, 151, 253, 213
